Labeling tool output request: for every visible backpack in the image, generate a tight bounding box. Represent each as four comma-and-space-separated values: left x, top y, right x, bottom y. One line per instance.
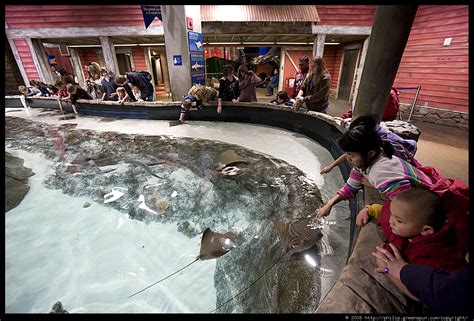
132, 70, 153, 83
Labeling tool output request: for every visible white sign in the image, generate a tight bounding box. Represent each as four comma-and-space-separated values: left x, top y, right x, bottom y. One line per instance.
443, 37, 452, 46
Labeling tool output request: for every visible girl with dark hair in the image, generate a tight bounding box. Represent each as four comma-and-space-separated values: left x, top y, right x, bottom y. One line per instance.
315, 115, 437, 218
320, 115, 421, 174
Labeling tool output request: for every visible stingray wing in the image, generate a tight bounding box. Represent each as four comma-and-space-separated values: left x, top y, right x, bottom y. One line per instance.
217, 150, 248, 167
272, 218, 321, 255
198, 228, 237, 261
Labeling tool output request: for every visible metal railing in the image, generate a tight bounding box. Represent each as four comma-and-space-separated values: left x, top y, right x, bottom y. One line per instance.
397, 86, 421, 122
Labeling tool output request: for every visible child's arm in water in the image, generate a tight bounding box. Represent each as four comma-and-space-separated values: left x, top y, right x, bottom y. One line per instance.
320, 153, 348, 174
316, 168, 364, 218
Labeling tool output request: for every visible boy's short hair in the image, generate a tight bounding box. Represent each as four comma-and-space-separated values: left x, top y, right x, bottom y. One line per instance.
115, 75, 127, 86
66, 83, 76, 93
116, 87, 126, 94
395, 187, 445, 230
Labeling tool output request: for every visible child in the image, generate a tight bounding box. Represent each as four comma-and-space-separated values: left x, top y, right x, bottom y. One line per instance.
131, 86, 142, 102
270, 91, 294, 107
315, 116, 436, 219
47, 85, 60, 96
359, 187, 467, 272
57, 76, 76, 113
116, 86, 130, 105
66, 83, 92, 114
18, 85, 39, 108
320, 115, 420, 175
174, 84, 218, 125
29, 80, 49, 96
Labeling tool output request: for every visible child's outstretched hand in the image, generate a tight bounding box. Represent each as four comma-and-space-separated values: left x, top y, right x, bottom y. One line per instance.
316, 203, 332, 218
320, 165, 333, 174
356, 207, 370, 226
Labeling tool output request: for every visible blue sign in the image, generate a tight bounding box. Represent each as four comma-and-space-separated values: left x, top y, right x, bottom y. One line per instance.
190, 53, 205, 86
188, 31, 204, 53
141, 5, 162, 29
173, 55, 182, 66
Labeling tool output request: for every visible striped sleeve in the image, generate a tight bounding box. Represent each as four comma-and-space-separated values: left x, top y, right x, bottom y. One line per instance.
369, 156, 422, 199
337, 169, 364, 199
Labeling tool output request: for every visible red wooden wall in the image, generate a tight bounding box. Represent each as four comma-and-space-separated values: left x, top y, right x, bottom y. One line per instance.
132, 47, 148, 71
282, 49, 313, 96
13, 39, 39, 81
5, 5, 162, 28
77, 48, 101, 79
393, 5, 468, 112
44, 47, 74, 76
315, 5, 375, 26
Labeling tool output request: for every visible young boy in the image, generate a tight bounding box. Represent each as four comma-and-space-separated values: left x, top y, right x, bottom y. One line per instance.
357, 187, 467, 273
66, 83, 93, 114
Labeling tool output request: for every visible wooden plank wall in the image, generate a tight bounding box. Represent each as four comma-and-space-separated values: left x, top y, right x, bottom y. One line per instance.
394, 5, 468, 112
77, 48, 101, 79
5, 5, 162, 28
322, 46, 339, 89
13, 38, 40, 81
315, 5, 375, 26
132, 47, 148, 71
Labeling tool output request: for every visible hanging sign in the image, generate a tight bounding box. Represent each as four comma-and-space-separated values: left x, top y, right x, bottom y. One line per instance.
190, 52, 205, 86
141, 5, 162, 29
188, 31, 204, 53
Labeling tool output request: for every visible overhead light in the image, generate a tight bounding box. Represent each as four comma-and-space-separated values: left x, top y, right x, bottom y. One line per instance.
324, 42, 340, 45
138, 43, 165, 46
67, 45, 101, 48
114, 44, 138, 47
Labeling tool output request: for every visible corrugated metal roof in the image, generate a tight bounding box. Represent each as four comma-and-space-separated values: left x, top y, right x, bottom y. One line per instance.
201, 5, 320, 23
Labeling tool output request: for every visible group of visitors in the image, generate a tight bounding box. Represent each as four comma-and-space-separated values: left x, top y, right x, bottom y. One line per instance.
317, 115, 469, 313
18, 61, 155, 113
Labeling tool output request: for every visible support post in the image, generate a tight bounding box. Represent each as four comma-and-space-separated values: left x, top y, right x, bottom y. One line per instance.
7, 37, 30, 85
69, 47, 85, 85
99, 36, 119, 75
313, 34, 326, 58
351, 36, 370, 110
352, 5, 418, 121
27, 38, 53, 84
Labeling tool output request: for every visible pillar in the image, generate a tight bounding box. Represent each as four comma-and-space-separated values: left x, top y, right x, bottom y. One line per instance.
351, 36, 370, 109
27, 38, 53, 84
352, 6, 418, 121
159, 49, 171, 94
161, 5, 202, 100
69, 47, 85, 85
313, 34, 326, 58
143, 47, 156, 100
99, 36, 119, 75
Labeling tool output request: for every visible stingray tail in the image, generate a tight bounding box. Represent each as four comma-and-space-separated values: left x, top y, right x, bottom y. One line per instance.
210, 251, 287, 313
128, 257, 199, 299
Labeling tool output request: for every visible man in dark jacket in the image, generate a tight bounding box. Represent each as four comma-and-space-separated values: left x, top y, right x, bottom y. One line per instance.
291, 56, 310, 99
115, 71, 154, 101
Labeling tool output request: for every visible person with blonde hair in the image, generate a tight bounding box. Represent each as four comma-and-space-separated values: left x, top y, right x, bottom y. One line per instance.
293, 56, 331, 113
173, 84, 218, 125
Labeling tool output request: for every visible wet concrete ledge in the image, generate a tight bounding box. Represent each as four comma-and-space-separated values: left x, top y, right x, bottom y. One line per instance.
5, 95, 418, 313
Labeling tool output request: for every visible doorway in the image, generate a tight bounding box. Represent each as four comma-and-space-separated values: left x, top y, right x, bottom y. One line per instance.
338, 48, 359, 101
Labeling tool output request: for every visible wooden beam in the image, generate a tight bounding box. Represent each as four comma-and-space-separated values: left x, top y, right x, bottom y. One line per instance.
311, 25, 372, 35
26, 38, 51, 84
99, 36, 119, 75
6, 25, 164, 39
353, 6, 418, 120
69, 47, 85, 85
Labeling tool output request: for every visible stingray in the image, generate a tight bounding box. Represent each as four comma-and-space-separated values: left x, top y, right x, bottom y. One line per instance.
209, 217, 323, 313
216, 149, 248, 167
128, 228, 237, 298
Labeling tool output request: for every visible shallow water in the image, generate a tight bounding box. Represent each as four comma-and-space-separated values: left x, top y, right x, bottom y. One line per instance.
5, 108, 351, 313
